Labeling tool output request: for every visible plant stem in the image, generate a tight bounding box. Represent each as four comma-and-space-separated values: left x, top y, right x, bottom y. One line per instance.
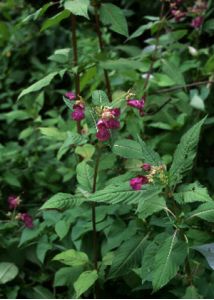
93, 0, 112, 102
71, 13, 81, 134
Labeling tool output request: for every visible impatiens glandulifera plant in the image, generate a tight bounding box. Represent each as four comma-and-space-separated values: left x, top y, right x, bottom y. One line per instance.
1, 0, 214, 298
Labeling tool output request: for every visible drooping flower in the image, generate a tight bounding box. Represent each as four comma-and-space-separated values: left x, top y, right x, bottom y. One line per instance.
19, 213, 34, 228
127, 99, 145, 110
191, 16, 203, 28
130, 176, 148, 190
142, 163, 151, 172
96, 107, 120, 142
8, 195, 21, 210
96, 124, 111, 142
65, 91, 76, 101
71, 104, 85, 121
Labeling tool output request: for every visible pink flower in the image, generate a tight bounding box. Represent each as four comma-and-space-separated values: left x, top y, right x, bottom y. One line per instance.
104, 118, 120, 129
171, 9, 186, 21
142, 163, 151, 172
65, 91, 76, 101
71, 105, 85, 121
96, 125, 110, 142
110, 108, 120, 118
127, 99, 145, 110
20, 213, 33, 228
191, 16, 203, 28
8, 195, 21, 210
130, 176, 148, 190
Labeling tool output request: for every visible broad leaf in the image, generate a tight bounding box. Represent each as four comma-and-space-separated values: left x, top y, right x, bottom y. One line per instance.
174, 182, 212, 204
55, 220, 70, 240
113, 139, 143, 159
40, 193, 82, 210
152, 232, 187, 291
64, 0, 90, 19
76, 161, 94, 193
108, 234, 148, 278
137, 135, 162, 165
0, 263, 18, 284
75, 144, 95, 160
137, 196, 166, 219
100, 3, 128, 37
53, 249, 89, 267
41, 10, 70, 31
169, 117, 206, 188
18, 72, 58, 99
187, 202, 214, 222
74, 270, 98, 298
92, 90, 109, 106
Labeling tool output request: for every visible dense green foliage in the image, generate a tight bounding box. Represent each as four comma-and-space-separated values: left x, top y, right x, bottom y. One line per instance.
1, 0, 214, 298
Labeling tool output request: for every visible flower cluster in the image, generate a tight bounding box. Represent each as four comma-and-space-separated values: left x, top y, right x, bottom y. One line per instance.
130, 163, 151, 190
96, 107, 120, 142
126, 91, 145, 116
65, 91, 85, 121
7, 195, 33, 228
170, 0, 207, 29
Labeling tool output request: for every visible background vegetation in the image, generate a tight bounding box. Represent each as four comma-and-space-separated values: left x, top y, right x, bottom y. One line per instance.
1, 0, 214, 298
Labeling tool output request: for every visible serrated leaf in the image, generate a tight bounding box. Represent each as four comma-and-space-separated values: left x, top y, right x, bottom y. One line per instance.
100, 3, 128, 37
76, 161, 94, 193
39, 127, 66, 141
41, 10, 70, 31
0, 263, 18, 284
75, 144, 95, 160
113, 139, 143, 159
108, 234, 148, 278
18, 72, 58, 99
88, 183, 161, 206
40, 193, 82, 210
53, 249, 89, 267
92, 90, 109, 106
187, 202, 214, 222
64, 0, 90, 19
174, 182, 212, 204
137, 135, 162, 165
74, 270, 98, 298
169, 117, 206, 188
128, 22, 154, 40
152, 232, 187, 291
137, 196, 166, 219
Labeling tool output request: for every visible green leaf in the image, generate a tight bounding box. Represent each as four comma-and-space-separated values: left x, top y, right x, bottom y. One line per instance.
0, 263, 18, 284
18, 72, 58, 99
19, 223, 45, 246
40, 193, 82, 210
137, 136, 162, 165
53, 249, 89, 267
54, 267, 83, 287
76, 161, 94, 193
108, 234, 148, 278
187, 202, 214, 222
36, 237, 52, 263
39, 127, 67, 141
174, 182, 212, 204
75, 144, 95, 160
152, 232, 187, 291
113, 139, 143, 159
100, 3, 128, 37
55, 220, 70, 240
128, 22, 154, 40
182, 286, 201, 299
74, 270, 98, 298
138, 196, 166, 219
64, 0, 90, 19
41, 10, 70, 31
153, 73, 176, 87
92, 90, 109, 106
169, 117, 206, 188
88, 183, 161, 206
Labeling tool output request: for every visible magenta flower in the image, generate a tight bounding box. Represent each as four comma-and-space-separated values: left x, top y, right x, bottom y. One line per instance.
130, 176, 148, 190
20, 213, 33, 228
191, 16, 203, 29
104, 118, 120, 129
71, 107, 85, 121
142, 163, 151, 172
127, 99, 145, 110
96, 125, 110, 142
65, 91, 76, 101
171, 9, 186, 21
110, 108, 120, 118
8, 195, 21, 210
